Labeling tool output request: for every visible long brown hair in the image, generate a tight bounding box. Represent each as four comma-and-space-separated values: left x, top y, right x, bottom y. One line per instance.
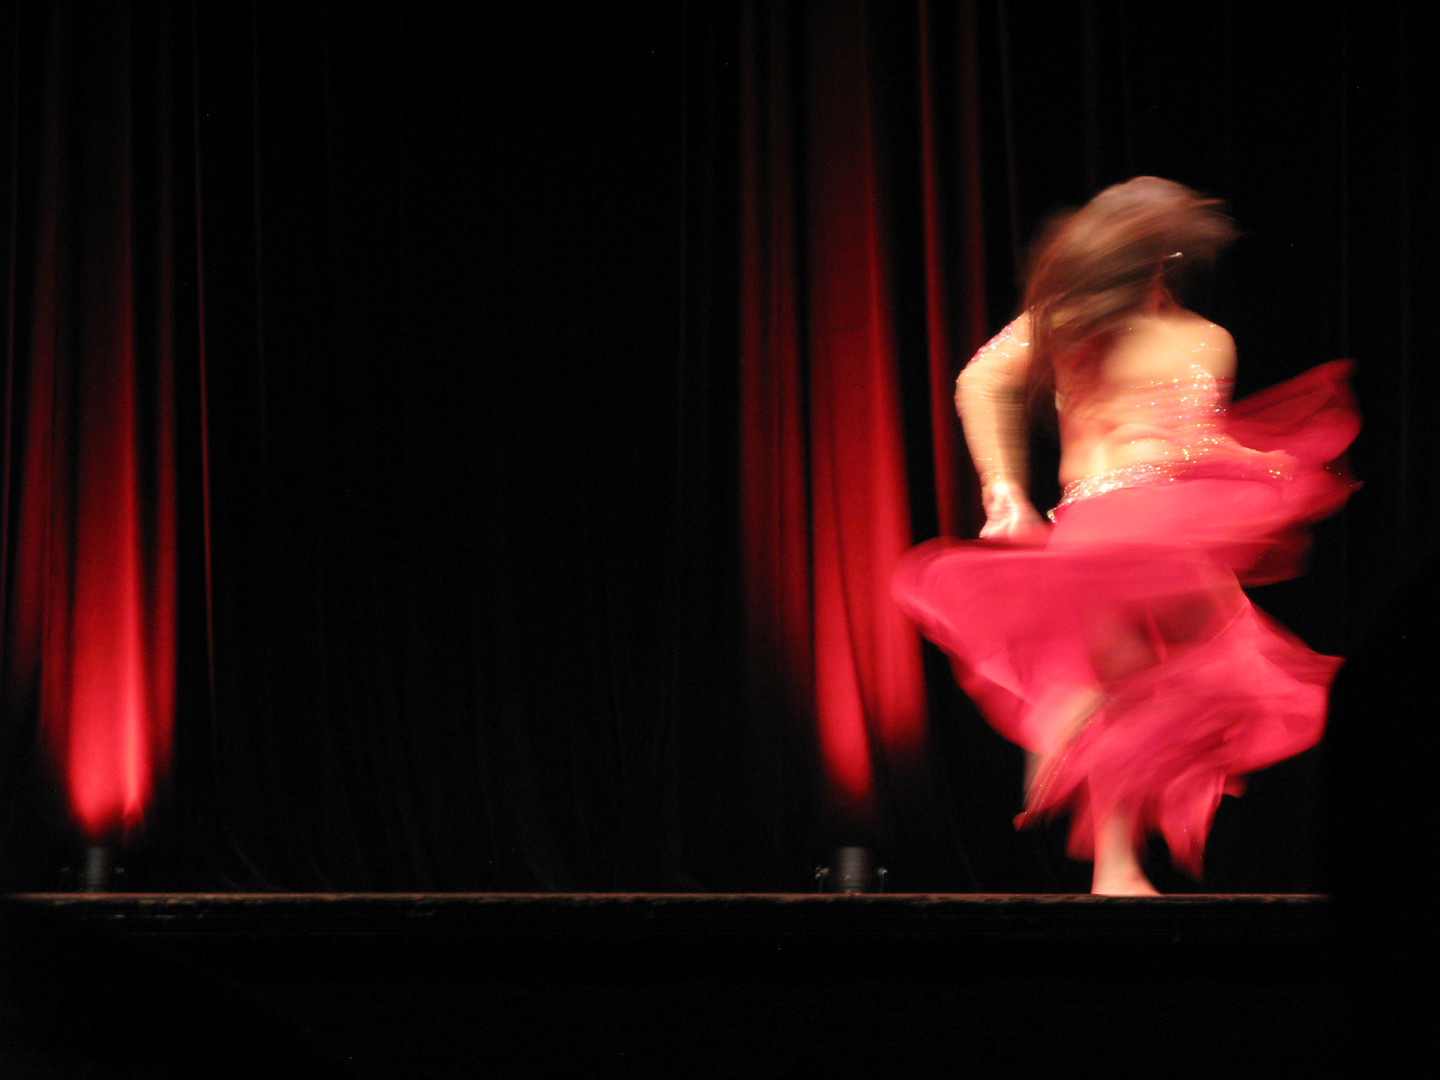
1021, 177, 1238, 406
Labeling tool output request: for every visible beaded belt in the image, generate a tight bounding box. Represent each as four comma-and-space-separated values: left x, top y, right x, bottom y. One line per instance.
1051, 451, 1292, 518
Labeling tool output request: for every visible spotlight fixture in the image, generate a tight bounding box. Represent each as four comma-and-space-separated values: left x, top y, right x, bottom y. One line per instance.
814, 846, 887, 893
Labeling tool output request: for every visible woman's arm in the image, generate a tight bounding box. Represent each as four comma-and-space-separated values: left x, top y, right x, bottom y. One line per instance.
956, 314, 1046, 539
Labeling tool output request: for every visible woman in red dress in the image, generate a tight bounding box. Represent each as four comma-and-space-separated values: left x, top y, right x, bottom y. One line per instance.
895, 178, 1358, 894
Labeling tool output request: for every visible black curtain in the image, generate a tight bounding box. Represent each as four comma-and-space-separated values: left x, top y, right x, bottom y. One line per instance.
3, 1, 1435, 892
183, 2, 749, 890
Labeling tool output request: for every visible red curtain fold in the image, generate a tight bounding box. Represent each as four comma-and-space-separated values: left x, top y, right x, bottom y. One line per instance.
3, 3, 181, 842
740, 0, 987, 827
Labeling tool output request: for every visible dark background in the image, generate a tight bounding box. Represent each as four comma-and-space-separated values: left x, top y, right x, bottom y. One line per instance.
2, 1, 1434, 894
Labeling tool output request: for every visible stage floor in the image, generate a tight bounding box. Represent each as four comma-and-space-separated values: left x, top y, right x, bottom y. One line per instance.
10, 888, 1332, 941
1, 893, 1344, 1079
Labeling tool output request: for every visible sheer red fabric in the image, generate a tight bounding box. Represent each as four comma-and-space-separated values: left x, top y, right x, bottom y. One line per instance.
895, 362, 1359, 875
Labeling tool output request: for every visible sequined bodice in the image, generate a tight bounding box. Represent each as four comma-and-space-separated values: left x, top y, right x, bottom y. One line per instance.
1068, 363, 1233, 449
1053, 364, 1291, 511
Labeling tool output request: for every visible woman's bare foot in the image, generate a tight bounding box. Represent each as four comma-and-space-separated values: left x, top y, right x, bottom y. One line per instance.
1091, 868, 1161, 896
1091, 808, 1160, 895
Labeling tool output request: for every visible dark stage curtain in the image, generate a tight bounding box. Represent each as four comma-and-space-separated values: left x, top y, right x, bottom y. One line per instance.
3, 0, 766, 892
2, 1, 1436, 893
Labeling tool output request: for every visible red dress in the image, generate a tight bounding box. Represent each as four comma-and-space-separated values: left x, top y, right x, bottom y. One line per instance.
894, 361, 1358, 875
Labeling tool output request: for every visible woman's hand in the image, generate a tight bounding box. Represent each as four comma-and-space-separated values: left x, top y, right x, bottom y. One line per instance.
979, 479, 1046, 540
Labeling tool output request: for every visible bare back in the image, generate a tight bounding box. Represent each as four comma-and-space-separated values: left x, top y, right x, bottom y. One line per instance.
1054, 310, 1236, 486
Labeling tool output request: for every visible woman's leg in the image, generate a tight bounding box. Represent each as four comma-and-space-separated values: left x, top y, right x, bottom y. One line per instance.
1081, 582, 1229, 895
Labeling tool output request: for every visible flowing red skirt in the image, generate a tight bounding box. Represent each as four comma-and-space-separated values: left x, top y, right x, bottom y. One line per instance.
895, 362, 1359, 875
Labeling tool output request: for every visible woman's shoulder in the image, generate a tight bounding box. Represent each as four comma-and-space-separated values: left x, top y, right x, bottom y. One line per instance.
1169, 308, 1232, 342
1100, 312, 1235, 384
1133, 307, 1230, 340
1166, 312, 1235, 376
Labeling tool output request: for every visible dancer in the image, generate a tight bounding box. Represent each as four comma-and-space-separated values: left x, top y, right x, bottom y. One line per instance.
895, 178, 1357, 894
